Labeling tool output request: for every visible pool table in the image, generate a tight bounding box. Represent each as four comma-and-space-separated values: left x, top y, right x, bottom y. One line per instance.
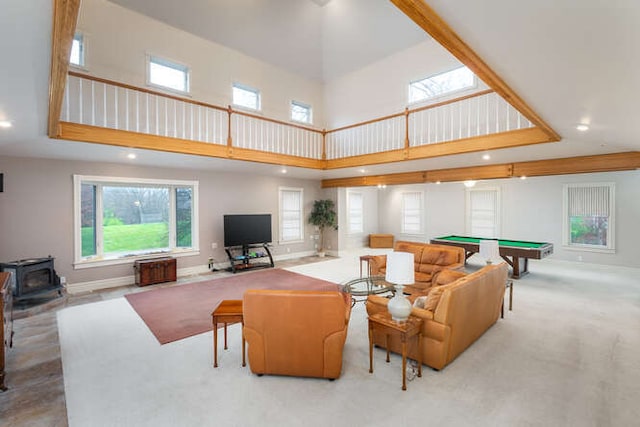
430, 235, 553, 279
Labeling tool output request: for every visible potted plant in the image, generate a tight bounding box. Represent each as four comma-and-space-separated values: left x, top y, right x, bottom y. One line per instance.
308, 199, 338, 257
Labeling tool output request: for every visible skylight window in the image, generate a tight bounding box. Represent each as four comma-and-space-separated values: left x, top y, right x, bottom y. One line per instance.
233, 83, 261, 111
147, 56, 190, 94
70, 32, 84, 67
291, 101, 312, 124
408, 66, 476, 104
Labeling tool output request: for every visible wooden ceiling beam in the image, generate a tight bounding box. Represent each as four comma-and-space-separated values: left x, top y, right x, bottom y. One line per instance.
48, 0, 81, 137
321, 152, 640, 188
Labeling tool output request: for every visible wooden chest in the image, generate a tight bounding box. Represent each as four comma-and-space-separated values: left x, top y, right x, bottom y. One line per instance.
134, 257, 177, 287
369, 234, 394, 248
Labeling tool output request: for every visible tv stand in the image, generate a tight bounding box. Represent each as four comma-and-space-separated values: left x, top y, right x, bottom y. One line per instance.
225, 244, 274, 274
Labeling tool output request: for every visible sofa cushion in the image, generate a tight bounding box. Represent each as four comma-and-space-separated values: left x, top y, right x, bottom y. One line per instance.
394, 241, 424, 269
413, 296, 428, 309
414, 271, 433, 284
418, 247, 463, 273
424, 285, 448, 311
433, 269, 467, 286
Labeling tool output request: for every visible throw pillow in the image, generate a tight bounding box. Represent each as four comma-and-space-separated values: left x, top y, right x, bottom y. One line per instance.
434, 269, 466, 286
413, 296, 427, 309
424, 286, 446, 311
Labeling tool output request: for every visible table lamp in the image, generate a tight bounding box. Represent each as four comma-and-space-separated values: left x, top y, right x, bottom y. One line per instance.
479, 239, 500, 265
385, 251, 415, 323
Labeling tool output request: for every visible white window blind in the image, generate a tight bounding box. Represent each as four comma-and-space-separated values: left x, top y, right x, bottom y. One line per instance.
279, 187, 303, 243
564, 183, 614, 250
401, 192, 422, 234
466, 188, 500, 238
347, 191, 363, 234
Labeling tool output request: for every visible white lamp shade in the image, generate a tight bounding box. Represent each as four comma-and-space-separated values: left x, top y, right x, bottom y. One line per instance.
479, 240, 500, 263
385, 252, 415, 285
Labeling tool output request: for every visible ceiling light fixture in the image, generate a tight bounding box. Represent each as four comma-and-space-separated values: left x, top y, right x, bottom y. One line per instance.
482, 154, 490, 160
0, 120, 12, 128
435, 181, 441, 185
520, 176, 527, 180
127, 153, 136, 159
464, 180, 476, 188
377, 184, 387, 189
576, 124, 589, 132
281, 168, 287, 174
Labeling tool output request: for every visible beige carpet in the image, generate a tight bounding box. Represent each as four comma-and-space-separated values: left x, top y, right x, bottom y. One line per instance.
58, 252, 640, 426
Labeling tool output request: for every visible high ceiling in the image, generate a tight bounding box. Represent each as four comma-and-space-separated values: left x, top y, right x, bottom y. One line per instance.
0, 0, 639, 180
108, 0, 428, 82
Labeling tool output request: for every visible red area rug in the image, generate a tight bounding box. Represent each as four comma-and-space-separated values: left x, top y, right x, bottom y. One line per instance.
124, 268, 338, 344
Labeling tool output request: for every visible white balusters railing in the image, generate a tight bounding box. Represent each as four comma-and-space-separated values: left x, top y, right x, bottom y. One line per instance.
325, 115, 405, 160
408, 91, 532, 147
62, 73, 535, 164
232, 114, 323, 159
62, 74, 229, 144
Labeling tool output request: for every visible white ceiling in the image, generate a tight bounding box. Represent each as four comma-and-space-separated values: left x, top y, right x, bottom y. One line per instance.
0, 0, 638, 181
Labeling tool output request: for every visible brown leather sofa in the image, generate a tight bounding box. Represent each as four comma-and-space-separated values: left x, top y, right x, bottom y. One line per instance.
369, 241, 465, 295
243, 289, 351, 379
366, 262, 508, 370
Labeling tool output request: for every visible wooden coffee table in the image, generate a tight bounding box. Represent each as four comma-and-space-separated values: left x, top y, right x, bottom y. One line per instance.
211, 300, 245, 368
368, 312, 422, 391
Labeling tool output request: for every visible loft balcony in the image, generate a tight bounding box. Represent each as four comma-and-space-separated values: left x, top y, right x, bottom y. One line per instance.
56, 72, 554, 170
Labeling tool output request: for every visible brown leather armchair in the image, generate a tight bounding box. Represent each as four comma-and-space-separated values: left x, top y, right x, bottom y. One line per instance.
243, 289, 351, 379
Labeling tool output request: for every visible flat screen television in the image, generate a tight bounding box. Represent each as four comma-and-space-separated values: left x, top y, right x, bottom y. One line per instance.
223, 214, 272, 248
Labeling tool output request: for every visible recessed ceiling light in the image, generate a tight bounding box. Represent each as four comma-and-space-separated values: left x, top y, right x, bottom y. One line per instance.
576, 124, 589, 132
482, 154, 490, 160
435, 181, 441, 185
520, 176, 527, 180
0, 121, 12, 128
281, 168, 287, 174
127, 153, 136, 159
359, 169, 366, 174
464, 180, 476, 188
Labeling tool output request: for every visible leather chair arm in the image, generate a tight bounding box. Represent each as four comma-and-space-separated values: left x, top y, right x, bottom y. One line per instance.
368, 255, 388, 276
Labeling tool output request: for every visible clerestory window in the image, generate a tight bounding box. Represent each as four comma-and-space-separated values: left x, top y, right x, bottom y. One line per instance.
70, 32, 85, 68
233, 83, 261, 111
291, 101, 312, 124
147, 55, 190, 94
409, 66, 476, 104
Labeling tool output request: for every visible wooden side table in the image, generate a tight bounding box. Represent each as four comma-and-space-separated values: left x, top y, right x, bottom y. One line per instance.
501, 279, 514, 318
368, 312, 422, 391
211, 300, 245, 368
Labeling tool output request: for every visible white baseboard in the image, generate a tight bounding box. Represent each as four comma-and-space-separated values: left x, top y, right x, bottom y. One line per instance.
273, 250, 317, 261
66, 251, 319, 294
66, 264, 211, 294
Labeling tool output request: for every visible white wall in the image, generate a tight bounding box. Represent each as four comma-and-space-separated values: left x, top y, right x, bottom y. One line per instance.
376, 170, 640, 268
0, 155, 324, 286
323, 39, 489, 128
78, 0, 325, 128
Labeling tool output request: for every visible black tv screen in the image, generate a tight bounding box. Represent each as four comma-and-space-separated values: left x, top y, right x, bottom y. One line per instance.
223, 214, 272, 247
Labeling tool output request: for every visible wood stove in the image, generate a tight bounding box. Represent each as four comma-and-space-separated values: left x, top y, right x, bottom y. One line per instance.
0, 257, 63, 303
